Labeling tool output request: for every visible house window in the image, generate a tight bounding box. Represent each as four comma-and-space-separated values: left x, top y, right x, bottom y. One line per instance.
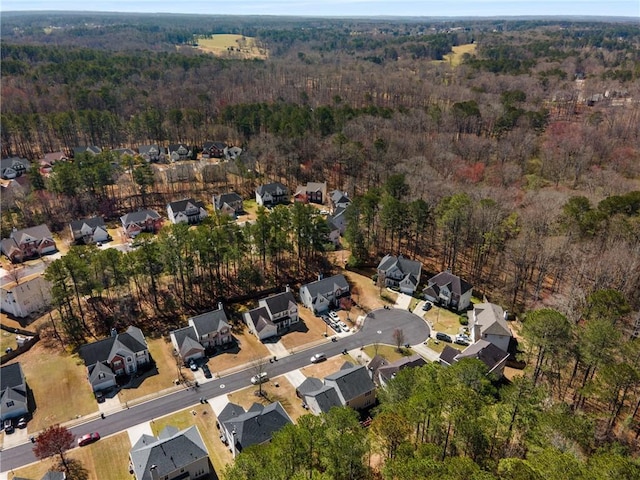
6, 401, 14, 407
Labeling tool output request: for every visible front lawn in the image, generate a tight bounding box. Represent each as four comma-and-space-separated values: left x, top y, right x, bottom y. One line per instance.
363, 344, 415, 362
423, 306, 465, 335
423, 337, 464, 354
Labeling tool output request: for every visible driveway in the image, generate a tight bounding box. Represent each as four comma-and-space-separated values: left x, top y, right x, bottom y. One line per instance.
394, 292, 412, 310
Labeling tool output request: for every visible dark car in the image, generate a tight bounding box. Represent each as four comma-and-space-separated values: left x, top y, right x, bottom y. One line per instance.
202, 364, 212, 379
435, 332, 453, 343
4, 418, 14, 434
422, 301, 433, 311
95, 391, 105, 403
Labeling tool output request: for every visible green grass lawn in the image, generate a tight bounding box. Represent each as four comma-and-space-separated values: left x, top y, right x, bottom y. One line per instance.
423, 307, 465, 335
364, 344, 415, 362
20, 345, 97, 431
423, 337, 464, 354
152, 405, 229, 478
0, 328, 18, 352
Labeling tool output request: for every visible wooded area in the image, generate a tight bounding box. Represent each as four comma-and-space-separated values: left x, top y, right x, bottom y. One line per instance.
2, 12, 640, 477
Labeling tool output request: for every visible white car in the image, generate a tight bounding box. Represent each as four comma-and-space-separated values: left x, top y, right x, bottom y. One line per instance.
328, 311, 340, 322
338, 321, 349, 332
310, 353, 326, 363
250, 372, 268, 385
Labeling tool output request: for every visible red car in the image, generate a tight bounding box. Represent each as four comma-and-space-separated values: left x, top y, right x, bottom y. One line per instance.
77, 432, 100, 446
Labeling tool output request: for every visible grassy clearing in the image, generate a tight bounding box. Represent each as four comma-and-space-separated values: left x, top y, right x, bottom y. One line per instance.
152, 405, 232, 477
363, 344, 415, 362
423, 307, 465, 335
435, 43, 477, 67
195, 34, 268, 59
20, 343, 97, 430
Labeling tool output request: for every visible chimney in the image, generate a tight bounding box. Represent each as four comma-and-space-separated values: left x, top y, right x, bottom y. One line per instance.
218, 301, 223, 311
149, 465, 160, 480
472, 323, 482, 343
110, 328, 118, 337
285, 284, 290, 293
318, 273, 323, 281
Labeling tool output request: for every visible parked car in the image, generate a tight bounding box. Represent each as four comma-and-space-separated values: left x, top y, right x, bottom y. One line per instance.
16, 417, 28, 429
250, 372, 269, 385
320, 315, 332, 325
310, 353, 326, 363
338, 321, 349, 332
3, 418, 14, 434
422, 301, 433, 311
202, 364, 212, 379
454, 335, 471, 346
436, 332, 453, 343
189, 360, 198, 371
77, 432, 100, 446
328, 311, 340, 322
95, 391, 105, 403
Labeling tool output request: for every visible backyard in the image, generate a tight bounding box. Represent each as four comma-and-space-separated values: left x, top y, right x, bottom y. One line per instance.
423, 306, 466, 336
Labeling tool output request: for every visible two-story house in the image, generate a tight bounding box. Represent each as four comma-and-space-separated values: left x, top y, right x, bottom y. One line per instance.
78, 326, 151, 392
202, 141, 227, 159
255, 182, 289, 207
439, 340, 510, 378
213, 192, 244, 218
167, 143, 191, 162
218, 401, 292, 458
167, 198, 208, 225
377, 254, 422, 295
0, 363, 29, 422
138, 144, 165, 163
1, 225, 57, 263
130, 425, 211, 480
293, 182, 327, 205
299, 363, 376, 415
244, 289, 299, 341
469, 302, 512, 353
170, 304, 233, 363
69, 217, 110, 245
329, 190, 351, 212
1, 275, 52, 318
423, 271, 473, 312
1, 157, 30, 180
299, 274, 350, 314
120, 210, 163, 238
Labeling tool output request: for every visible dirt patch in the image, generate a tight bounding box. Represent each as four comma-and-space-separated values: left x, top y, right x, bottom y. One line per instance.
193, 34, 268, 60
227, 375, 308, 421
300, 354, 359, 379
206, 325, 271, 376
423, 306, 465, 335
342, 269, 395, 312
279, 307, 329, 351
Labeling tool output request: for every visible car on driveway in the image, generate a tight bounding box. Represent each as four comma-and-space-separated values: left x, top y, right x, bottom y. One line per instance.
202, 364, 212, 379
338, 321, 349, 332
310, 353, 326, 363
436, 332, 453, 343
422, 301, 433, 311
78, 432, 100, 446
189, 360, 198, 371
328, 311, 340, 322
250, 372, 269, 385
3, 418, 14, 434
454, 334, 471, 346
16, 417, 27, 429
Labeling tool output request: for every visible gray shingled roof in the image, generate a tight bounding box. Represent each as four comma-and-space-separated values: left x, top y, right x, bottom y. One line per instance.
0, 363, 27, 409
138, 144, 163, 156
377, 354, 427, 383
70, 217, 105, 232
222, 402, 292, 451
456, 339, 509, 372
215, 192, 242, 209
378, 254, 422, 278
330, 190, 350, 205
473, 303, 511, 337
439, 346, 460, 366
130, 425, 208, 480
324, 364, 375, 404
9, 225, 53, 244
426, 271, 473, 296
245, 306, 274, 334
301, 274, 349, 301
256, 182, 288, 197
217, 402, 246, 425
262, 291, 296, 317
305, 385, 342, 413
296, 377, 324, 396
120, 210, 161, 225
78, 326, 147, 368
167, 198, 205, 215
189, 308, 229, 337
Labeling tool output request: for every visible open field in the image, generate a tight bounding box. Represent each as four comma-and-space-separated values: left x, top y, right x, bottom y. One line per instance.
152, 406, 224, 479
18, 343, 97, 431
12, 432, 132, 480
436, 43, 477, 67
194, 34, 268, 59
363, 344, 416, 363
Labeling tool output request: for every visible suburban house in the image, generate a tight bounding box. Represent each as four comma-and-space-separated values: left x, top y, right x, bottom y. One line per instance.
1, 157, 30, 180
78, 326, 151, 392
255, 182, 289, 207
293, 182, 327, 204
298, 363, 376, 415
439, 339, 510, 377
1, 275, 52, 318
244, 289, 299, 341
0, 363, 29, 422
469, 302, 512, 353
167, 198, 208, 224
130, 425, 211, 480
326, 219, 341, 246
299, 274, 350, 314
327, 205, 349, 235
377, 254, 422, 295
113, 147, 137, 157
224, 146, 243, 161
170, 304, 233, 363
329, 190, 351, 212
168, 143, 191, 162
367, 354, 427, 388
69, 217, 110, 245
423, 271, 473, 312
213, 192, 244, 218
72, 146, 101, 157
1, 225, 57, 263
138, 144, 165, 163
39, 152, 67, 175
218, 401, 292, 457
202, 141, 227, 159
120, 209, 163, 238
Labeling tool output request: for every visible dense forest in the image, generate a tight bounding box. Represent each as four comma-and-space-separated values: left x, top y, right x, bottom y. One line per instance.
2, 12, 640, 477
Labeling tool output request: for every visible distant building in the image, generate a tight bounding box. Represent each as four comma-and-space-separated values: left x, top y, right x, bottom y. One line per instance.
377, 254, 422, 295
167, 198, 208, 224
0, 363, 29, 421
256, 182, 289, 207
299, 274, 350, 314
69, 217, 110, 245
1, 275, 52, 318
120, 210, 163, 238
423, 271, 473, 312
1, 225, 57, 263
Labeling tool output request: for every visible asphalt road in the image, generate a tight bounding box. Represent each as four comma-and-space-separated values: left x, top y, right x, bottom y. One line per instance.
0, 308, 430, 472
